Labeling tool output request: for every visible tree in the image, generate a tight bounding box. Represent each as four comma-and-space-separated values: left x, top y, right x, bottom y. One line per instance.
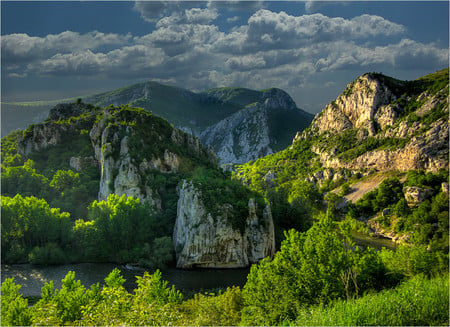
1, 195, 72, 263
241, 214, 388, 325
1, 278, 31, 326
50, 170, 80, 193
1, 160, 50, 198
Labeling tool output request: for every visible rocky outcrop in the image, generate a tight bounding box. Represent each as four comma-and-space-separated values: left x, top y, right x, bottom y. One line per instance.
306, 71, 449, 175
403, 186, 434, 207
89, 110, 214, 211
48, 102, 94, 121
200, 88, 311, 165
200, 104, 273, 165
17, 123, 67, 156
173, 180, 275, 268
314, 118, 448, 173
311, 74, 397, 135
69, 156, 98, 171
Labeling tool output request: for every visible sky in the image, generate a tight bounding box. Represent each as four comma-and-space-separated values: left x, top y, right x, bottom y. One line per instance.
1, 1, 449, 114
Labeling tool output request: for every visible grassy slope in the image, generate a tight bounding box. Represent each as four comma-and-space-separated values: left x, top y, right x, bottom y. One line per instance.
293, 274, 449, 326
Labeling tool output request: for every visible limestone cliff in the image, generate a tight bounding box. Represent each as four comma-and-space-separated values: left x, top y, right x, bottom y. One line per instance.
200, 88, 312, 165
303, 70, 449, 176
310, 73, 397, 135
88, 107, 215, 210
173, 180, 275, 268
17, 103, 216, 212
200, 104, 272, 165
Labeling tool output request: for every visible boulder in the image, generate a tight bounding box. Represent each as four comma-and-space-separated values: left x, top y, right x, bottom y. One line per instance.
403, 186, 434, 207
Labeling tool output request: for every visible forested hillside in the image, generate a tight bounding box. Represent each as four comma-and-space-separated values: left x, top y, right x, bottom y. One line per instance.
1, 102, 272, 268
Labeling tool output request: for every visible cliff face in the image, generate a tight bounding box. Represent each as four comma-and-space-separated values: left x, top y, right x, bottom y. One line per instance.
305, 70, 449, 175
199, 88, 308, 165
200, 104, 272, 165
18, 104, 216, 209
311, 74, 397, 135
173, 180, 275, 268
88, 108, 214, 211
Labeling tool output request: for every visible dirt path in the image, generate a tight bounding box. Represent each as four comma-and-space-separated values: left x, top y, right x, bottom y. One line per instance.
339, 172, 405, 204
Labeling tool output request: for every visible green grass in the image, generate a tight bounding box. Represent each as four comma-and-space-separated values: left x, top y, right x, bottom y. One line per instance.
293, 274, 449, 326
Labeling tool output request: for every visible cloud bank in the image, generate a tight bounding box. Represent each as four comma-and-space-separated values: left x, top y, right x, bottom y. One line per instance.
2, 5, 448, 110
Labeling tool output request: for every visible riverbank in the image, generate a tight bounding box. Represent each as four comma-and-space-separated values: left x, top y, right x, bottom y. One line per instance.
1, 263, 250, 298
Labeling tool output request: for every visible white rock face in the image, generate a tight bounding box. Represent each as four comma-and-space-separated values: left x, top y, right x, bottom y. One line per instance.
311, 74, 397, 135
69, 156, 97, 172
307, 73, 449, 174
313, 118, 449, 173
403, 186, 434, 207
90, 115, 165, 211
173, 180, 275, 268
200, 104, 273, 165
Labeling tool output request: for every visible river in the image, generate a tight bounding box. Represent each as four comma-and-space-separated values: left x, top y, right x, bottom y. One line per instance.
1, 263, 250, 298
351, 231, 397, 251
2, 233, 396, 298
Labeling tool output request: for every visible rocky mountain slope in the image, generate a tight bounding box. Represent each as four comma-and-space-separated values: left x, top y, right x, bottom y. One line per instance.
237, 68, 448, 187
234, 68, 449, 244
3, 102, 275, 268
305, 70, 448, 175
2, 83, 313, 165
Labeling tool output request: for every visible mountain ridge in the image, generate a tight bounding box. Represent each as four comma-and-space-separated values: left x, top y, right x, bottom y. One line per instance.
2, 82, 314, 165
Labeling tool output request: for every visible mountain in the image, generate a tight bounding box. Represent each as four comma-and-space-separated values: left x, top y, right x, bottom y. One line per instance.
2, 102, 275, 268
2, 83, 314, 165
234, 68, 449, 246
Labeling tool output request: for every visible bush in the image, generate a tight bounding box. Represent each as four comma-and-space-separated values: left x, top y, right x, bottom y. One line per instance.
28, 243, 67, 265
1, 278, 31, 326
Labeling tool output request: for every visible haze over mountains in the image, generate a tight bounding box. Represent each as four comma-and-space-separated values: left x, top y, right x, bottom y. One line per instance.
2, 82, 313, 165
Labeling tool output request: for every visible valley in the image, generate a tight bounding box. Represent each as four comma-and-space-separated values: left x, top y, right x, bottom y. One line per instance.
1, 68, 448, 326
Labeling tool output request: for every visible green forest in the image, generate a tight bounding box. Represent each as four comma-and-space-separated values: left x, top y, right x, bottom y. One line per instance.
1, 69, 449, 326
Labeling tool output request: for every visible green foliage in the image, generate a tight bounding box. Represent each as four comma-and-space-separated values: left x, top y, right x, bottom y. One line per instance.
134, 270, 183, 305
348, 171, 449, 249
380, 244, 448, 278
50, 169, 80, 192
1, 278, 31, 326
234, 136, 320, 243
28, 243, 67, 265
104, 268, 126, 288
1, 195, 72, 263
417, 67, 449, 95
293, 274, 449, 326
1, 160, 50, 198
241, 216, 388, 325
1, 130, 25, 167
51, 269, 183, 326
31, 271, 98, 325
350, 177, 404, 218
69, 194, 175, 266
180, 286, 243, 326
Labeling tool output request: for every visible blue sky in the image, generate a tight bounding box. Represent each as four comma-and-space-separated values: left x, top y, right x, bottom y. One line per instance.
1, 1, 449, 113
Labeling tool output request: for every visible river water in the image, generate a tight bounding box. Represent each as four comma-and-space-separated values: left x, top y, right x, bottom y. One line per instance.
1, 233, 395, 298
1, 263, 250, 298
